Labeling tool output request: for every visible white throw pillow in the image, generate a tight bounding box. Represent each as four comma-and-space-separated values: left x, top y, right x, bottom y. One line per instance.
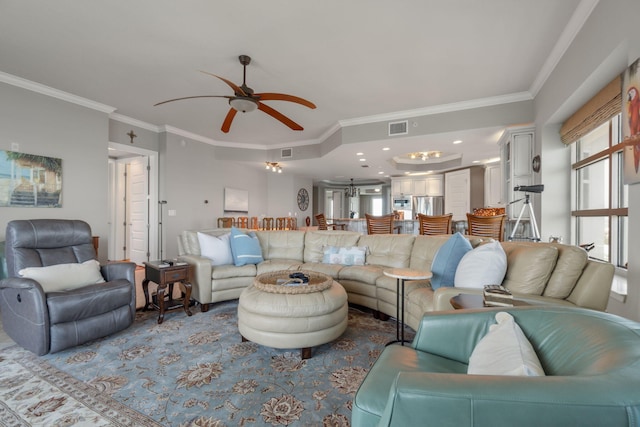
468, 312, 545, 376
197, 232, 233, 266
19, 259, 105, 292
454, 241, 507, 289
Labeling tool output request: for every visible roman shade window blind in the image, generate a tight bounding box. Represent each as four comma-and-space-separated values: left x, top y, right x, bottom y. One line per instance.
560, 75, 622, 145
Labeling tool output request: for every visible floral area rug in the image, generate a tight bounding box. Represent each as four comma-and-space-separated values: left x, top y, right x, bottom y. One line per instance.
2, 300, 410, 426
0, 346, 162, 426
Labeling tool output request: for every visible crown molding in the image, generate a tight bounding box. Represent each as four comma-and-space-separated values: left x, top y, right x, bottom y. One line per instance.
109, 113, 161, 132
0, 71, 116, 113
160, 125, 266, 150
338, 91, 533, 128
529, 0, 600, 97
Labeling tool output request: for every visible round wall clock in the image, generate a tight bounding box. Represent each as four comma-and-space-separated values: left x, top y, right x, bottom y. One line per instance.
297, 188, 309, 211
532, 155, 541, 173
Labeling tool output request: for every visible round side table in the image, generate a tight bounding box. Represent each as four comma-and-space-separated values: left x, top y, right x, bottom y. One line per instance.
383, 268, 432, 346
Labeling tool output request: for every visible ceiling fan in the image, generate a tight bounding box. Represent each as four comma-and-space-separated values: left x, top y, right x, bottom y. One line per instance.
154, 55, 316, 133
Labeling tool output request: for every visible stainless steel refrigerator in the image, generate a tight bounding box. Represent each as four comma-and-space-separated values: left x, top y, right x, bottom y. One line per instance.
412, 196, 445, 219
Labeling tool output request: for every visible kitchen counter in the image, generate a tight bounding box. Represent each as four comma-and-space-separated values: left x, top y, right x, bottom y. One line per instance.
331, 218, 418, 234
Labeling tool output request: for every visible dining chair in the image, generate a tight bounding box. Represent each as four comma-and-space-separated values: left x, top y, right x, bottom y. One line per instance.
315, 213, 345, 230
365, 213, 395, 234
262, 217, 274, 230
466, 213, 506, 241
275, 217, 287, 230
417, 213, 453, 235
250, 216, 259, 229
217, 217, 234, 228
236, 216, 249, 228
285, 217, 297, 230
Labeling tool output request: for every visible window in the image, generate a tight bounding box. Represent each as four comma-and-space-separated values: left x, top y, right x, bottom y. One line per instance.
572, 115, 628, 271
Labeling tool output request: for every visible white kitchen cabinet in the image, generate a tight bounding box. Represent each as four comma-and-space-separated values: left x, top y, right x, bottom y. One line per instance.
393, 175, 443, 196
391, 178, 413, 195
426, 175, 444, 196
499, 126, 534, 219
413, 179, 427, 196
484, 165, 503, 207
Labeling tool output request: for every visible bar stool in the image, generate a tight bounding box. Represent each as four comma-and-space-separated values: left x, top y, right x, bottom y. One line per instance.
417, 213, 453, 235
365, 213, 395, 234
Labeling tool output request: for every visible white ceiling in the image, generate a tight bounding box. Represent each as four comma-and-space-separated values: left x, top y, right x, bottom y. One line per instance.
0, 0, 592, 184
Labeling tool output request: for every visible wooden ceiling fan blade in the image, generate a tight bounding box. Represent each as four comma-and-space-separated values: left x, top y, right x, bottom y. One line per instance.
200, 71, 247, 96
154, 95, 231, 106
258, 102, 303, 131
221, 108, 238, 133
255, 93, 316, 109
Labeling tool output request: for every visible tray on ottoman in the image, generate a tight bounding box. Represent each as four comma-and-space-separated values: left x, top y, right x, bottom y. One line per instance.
254, 270, 332, 294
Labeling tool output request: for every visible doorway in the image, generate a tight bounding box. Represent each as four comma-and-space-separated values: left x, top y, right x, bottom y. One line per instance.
108, 142, 159, 264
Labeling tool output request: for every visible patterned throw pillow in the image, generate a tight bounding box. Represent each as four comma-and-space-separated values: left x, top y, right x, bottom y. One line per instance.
322, 246, 367, 266
229, 227, 264, 266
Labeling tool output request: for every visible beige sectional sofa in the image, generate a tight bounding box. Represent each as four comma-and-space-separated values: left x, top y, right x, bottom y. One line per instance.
177, 229, 615, 331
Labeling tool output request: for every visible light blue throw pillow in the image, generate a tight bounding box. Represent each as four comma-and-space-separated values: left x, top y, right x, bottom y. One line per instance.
229, 227, 264, 266
430, 232, 472, 290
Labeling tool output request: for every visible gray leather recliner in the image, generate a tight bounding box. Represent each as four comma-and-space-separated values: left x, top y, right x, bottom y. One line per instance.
0, 219, 136, 355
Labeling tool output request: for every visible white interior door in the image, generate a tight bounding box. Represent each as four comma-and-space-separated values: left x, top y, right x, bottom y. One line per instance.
108, 142, 158, 264
332, 190, 343, 219
128, 156, 149, 264
445, 169, 470, 221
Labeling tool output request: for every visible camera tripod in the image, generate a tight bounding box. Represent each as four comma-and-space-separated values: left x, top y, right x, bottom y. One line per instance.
508, 193, 541, 242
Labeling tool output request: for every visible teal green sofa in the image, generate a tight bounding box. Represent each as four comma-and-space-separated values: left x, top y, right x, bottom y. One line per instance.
352, 307, 640, 427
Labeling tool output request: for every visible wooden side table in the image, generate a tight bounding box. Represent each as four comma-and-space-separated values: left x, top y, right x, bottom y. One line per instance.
383, 268, 432, 346
142, 261, 193, 324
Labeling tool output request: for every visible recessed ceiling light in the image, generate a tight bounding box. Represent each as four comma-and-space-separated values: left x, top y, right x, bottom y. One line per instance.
382, 147, 390, 151
359, 158, 366, 162
378, 171, 384, 175
453, 140, 463, 144
472, 160, 480, 163
356, 152, 364, 156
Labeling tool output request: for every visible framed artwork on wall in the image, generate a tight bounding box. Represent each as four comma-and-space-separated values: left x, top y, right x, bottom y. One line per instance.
0, 150, 62, 207
623, 57, 640, 185
224, 187, 249, 213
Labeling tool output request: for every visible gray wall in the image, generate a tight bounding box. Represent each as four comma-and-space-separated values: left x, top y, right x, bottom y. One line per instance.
0, 82, 110, 261
534, 0, 640, 319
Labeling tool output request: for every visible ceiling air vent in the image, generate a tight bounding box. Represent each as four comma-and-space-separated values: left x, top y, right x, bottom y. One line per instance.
281, 148, 293, 159
388, 120, 408, 136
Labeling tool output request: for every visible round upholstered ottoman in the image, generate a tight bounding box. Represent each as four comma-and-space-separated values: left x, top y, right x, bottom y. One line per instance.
238, 271, 348, 359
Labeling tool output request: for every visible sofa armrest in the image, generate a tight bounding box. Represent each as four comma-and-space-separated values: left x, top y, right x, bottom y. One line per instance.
567, 259, 614, 311
411, 310, 495, 361
101, 261, 136, 284
377, 371, 633, 427
432, 286, 483, 311
0, 277, 50, 355
177, 254, 213, 304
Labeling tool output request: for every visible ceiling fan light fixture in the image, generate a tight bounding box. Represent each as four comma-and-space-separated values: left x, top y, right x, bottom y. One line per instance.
229, 96, 258, 113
